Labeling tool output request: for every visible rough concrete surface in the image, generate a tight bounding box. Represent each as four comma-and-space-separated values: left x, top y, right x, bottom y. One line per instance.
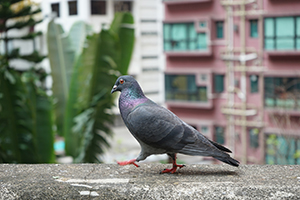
0, 164, 299, 199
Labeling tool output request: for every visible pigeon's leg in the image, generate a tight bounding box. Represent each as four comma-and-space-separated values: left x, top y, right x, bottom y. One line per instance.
160, 153, 185, 174
117, 159, 139, 168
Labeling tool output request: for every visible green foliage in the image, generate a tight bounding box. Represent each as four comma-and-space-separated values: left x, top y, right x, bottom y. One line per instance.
0, 68, 37, 163
0, 0, 54, 163
47, 20, 75, 135
0, 68, 55, 163
22, 70, 55, 163
54, 13, 135, 163
110, 12, 134, 75
64, 34, 98, 158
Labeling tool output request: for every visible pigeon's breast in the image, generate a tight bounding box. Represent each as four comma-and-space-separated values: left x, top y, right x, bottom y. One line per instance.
119, 95, 148, 120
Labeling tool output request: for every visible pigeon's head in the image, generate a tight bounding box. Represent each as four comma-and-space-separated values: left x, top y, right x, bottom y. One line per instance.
111, 75, 140, 94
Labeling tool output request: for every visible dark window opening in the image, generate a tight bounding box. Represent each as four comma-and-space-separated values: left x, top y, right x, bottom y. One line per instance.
201, 126, 209, 135
51, 3, 60, 18
214, 74, 224, 93
250, 75, 259, 93
68, 1, 78, 15
165, 74, 207, 102
216, 21, 224, 39
91, 0, 106, 15
214, 126, 225, 145
114, 1, 132, 13
249, 129, 259, 148
250, 19, 258, 38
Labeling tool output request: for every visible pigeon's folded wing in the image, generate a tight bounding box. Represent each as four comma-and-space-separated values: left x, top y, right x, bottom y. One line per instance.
126, 104, 198, 151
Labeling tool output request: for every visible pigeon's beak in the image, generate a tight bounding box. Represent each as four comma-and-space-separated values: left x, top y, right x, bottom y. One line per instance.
111, 85, 117, 94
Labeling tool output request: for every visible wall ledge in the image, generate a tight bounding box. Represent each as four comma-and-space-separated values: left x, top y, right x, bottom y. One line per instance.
0, 164, 299, 199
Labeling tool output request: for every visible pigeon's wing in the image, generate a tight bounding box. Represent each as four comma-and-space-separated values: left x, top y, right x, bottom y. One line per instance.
126, 101, 232, 157
126, 102, 215, 153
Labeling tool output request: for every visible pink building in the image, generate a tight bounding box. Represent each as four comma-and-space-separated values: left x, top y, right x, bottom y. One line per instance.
163, 0, 300, 164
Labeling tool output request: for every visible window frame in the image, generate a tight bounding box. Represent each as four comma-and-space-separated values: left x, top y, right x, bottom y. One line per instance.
250, 75, 259, 93
214, 74, 225, 93
214, 126, 225, 145
266, 134, 300, 165
264, 16, 300, 50
68, 1, 78, 16
250, 19, 258, 38
264, 77, 300, 109
51, 3, 60, 18
114, 1, 132, 13
249, 128, 259, 148
165, 74, 208, 102
163, 22, 207, 52
215, 21, 224, 39
91, 0, 107, 15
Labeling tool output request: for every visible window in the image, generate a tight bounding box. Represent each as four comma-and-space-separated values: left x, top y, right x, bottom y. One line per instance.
214, 74, 224, 93
51, 3, 60, 18
250, 75, 259, 93
201, 126, 209, 135
91, 0, 106, 15
216, 21, 224, 39
264, 16, 300, 50
163, 23, 207, 51
249, 129, 259, 148
165, 74, 207, 102
114, 1, 132, 13
264, 77, 300, 109
199, 21, 206, 28
68, 1, 77, 15
266, 135, 300, 165
214, 126, 225, 145
250, 19, 258, 38
200, 74, 207, 81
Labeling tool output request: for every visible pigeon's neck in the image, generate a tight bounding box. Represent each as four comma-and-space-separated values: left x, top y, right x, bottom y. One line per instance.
119, 86, 147, 119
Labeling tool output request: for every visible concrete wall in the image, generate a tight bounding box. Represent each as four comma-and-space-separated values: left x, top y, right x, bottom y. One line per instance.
1, 164, 299, 199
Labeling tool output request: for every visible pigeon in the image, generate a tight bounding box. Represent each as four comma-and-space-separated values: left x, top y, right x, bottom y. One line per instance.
111, 75, 239, 173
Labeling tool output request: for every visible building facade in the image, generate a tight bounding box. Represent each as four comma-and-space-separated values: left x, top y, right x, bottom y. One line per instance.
162, 0, 300, 164
39, 0, 164, 104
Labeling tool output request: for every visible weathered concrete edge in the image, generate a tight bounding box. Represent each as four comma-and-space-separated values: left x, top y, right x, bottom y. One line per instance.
0, 164, 300, 199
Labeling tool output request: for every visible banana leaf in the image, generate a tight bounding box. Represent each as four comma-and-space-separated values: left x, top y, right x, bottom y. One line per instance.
47, 19, 75, 135
65, 30, 119, 161
68, 21, 93, 58
64, 13, 135, 162
64, 33, 98, 157
110, 12, 134, 75
75, 30, 119, 163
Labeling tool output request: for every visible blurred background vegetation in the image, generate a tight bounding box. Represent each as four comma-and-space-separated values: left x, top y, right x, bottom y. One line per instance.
0, 0, 134, 163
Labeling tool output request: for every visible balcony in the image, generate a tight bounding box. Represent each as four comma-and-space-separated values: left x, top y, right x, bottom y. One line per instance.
165, 50, 212, 57
163, 0, 212, 5
266, 50, 300, 57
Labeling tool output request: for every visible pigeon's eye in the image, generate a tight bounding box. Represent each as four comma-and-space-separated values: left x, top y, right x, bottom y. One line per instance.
119, 79, 124, 84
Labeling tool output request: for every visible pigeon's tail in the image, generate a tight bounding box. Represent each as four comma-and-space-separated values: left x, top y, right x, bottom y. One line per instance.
213, 155, 240, 167
209, 140, 232, 153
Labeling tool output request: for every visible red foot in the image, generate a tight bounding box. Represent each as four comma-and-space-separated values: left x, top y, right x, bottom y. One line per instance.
160, 163, 185, 174
117, 159, 139, 168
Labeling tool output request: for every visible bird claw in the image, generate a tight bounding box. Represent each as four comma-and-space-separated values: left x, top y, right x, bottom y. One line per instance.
117, 159, 139, 168
160, 164, 185, 174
